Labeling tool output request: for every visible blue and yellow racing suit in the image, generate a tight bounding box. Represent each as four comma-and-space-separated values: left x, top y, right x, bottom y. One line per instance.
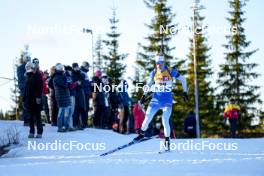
141, 67, 187, 137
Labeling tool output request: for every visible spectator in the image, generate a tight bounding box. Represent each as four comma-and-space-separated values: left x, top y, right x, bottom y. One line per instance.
17, 53, 31, 125
109, 78, 122, 130
53, 63, 72, 132
48, 66, 58, 126
184, 111, 197, 138
80, 61, 91, 128
101, 75, 111, 129
65, 65, 77, 130
43, 70, 50, 123
71, 63, 86, 130
128, 103, 135, 133
133, 101, 145, 134
32, 58, 49, 125
32, 58, 49, 100
92, 70, 105, 128
224, 98, 240, 138
118, 80, 132, 134
23, 62, 43, 138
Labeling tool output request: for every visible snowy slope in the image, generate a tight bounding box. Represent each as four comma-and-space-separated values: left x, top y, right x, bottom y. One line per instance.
0, 120, 264, 176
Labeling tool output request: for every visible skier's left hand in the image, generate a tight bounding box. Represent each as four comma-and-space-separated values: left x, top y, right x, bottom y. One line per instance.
183, 92, 188, 102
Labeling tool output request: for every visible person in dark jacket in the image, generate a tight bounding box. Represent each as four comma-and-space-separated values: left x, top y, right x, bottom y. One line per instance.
118, 80, 132, 134
92, 70, 105, 128
23, 62, 43, 138
71, 63, 86, 130
101, 75, 111, 129
53, 63, 72, 132
43, 70, 50, 123
65, 65, 77, 130
80, 61, 91, 128
109, 78, 122, 130
184, 111, 197, 138
32, 58, 49, 106
17, 54, 31, 125
47, 66, 58, 126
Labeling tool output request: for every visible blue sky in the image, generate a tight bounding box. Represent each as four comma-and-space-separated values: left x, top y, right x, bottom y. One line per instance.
0, 0, 263, 111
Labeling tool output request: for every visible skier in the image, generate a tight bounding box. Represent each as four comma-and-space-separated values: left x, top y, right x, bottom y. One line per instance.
133, 54, 188, 151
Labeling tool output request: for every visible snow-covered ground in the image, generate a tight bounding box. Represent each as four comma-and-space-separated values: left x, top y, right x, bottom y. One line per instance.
0, 120, 263, 176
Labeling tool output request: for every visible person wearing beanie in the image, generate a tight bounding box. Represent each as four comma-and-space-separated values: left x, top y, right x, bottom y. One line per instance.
80, 61, 91, 128
64, 65, 77, 131
17, 54, 31, 125
23, 61, 43, 138
118, 79, 132, 134
47, 66, 59, 126
53, 63, 72, 132
71, 63, 87, 130
92, 70, 105, 128
43, 70, 51, 124
32, 58, 50, 124
95, 70, 102, 78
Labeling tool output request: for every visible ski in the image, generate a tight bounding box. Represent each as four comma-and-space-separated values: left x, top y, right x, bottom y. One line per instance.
158, 150, 171, 154
100, 137, 152, 157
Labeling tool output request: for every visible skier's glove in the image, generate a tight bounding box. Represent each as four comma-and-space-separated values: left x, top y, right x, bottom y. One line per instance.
183, 92, 188, 102
140, 94, 147, 105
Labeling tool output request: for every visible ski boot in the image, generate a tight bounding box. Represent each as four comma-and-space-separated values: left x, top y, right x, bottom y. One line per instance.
28, 133, 34, 138
165, 137, 170, 152
36, 134, 42, 138
133, 130, 145, 142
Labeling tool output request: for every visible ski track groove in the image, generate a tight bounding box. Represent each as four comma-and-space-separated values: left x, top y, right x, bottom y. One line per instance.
1, 155, 264, 167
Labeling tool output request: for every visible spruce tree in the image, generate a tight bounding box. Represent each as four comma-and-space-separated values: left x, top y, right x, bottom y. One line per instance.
0, 109, 3, 120
11, 45, 30, 120
131, 44, 145, 100
137, 0, 177, 74
217, 0, 262, 131
94, 34, 104, 71
103, 9, 128, 84
11, 55, 22, 120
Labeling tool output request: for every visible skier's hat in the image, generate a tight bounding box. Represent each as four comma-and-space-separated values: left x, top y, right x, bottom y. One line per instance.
155, 54, 165, 64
